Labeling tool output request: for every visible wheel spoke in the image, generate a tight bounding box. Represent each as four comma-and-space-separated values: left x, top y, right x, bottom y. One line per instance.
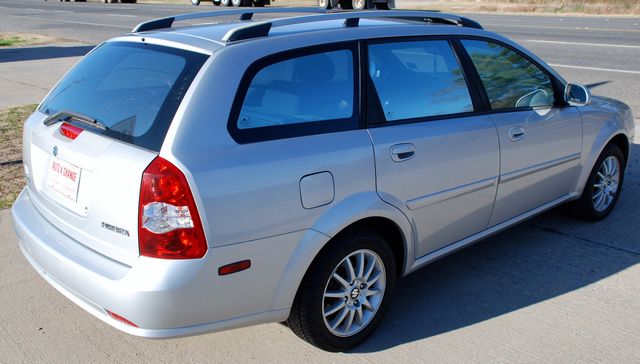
355, 306, 363, 325
597, 171, 606, 180
362, 298, 374, 311
344, 257, 356, 282
594, 191, 606, 210
367, 270, 382, 286
365, 288, 382, 297
593, 189, 603, 200
332, 272, 350, 289
331, 306, 349, 330
324, 290, 346, 299
363, 257, 375, 281
344, 309, 356, 333
324, 300, 346, 317
593, 183, 604, 188
356, 252, 365, 279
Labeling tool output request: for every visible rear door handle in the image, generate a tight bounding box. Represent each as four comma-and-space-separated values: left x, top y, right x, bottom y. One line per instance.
390, 143, 416, 162
508, 126, 526, 142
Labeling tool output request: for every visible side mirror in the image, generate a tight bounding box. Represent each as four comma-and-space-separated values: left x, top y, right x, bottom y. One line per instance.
564, 83, 591, 107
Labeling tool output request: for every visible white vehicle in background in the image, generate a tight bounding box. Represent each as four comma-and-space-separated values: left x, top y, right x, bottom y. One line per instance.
191, 0, 393, 9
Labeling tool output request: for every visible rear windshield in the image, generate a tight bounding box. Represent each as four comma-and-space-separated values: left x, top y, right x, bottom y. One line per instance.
39, 41, 208, 151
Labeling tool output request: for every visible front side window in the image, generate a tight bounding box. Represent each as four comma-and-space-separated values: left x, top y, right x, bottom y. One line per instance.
237, 49, 354, 130
462, 39, 555, 110
367, 40, 474, 122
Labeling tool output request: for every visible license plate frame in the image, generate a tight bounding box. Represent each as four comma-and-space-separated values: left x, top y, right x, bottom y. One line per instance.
46, 157, 82, 203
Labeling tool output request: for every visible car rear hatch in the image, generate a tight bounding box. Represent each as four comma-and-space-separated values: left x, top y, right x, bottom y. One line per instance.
23, 40, 208, 266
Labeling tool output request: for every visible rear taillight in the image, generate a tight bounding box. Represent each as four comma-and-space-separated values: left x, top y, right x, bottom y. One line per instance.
138, 157, 207, 259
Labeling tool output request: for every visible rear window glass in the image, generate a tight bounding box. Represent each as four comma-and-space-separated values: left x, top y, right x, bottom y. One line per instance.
39, 42, 208, 151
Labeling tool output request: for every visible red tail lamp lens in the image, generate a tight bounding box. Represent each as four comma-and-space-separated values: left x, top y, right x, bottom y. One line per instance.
139, 157, 207, 259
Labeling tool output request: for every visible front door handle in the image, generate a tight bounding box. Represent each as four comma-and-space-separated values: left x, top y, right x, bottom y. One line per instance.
390, 143, 416, 162
508, 126, 526, 142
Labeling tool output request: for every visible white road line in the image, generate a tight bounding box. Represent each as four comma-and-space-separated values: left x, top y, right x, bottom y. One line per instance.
525, 39, 640, 49
549, 63, 640, 75
107, 14, 139, 18
6, 14, 130, 29
484, 22, 640, 33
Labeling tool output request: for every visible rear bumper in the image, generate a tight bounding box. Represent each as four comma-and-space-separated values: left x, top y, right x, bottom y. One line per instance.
11, 188, 300, 338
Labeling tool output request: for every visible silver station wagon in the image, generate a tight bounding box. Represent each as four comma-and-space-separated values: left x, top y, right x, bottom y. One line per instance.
12, 8, 634, 351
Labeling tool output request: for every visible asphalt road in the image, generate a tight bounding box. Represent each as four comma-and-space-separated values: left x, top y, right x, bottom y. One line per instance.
0, 1, 639, 362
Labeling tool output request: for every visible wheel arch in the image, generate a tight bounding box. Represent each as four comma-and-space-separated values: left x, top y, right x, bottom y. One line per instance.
269, 192, 413, 316
574, 130, 631, 197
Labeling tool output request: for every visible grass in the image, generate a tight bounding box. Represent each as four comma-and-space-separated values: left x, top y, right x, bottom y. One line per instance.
0, 104, 37, 209
0, 33, 58, 47
0, 36, 25, 47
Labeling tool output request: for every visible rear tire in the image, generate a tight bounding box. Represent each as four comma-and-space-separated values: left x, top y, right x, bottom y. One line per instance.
252, 0, 265, 6
231, 0, 247, 6
287, 228, 396, 352
220, 0, 231, 6
569, 143, 625, 221
191, 0, 200, 5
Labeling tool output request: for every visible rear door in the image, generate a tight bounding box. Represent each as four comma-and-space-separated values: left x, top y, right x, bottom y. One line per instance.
365, 38, 500, 259
459, 39, 582, 226
23, 41, 207, 266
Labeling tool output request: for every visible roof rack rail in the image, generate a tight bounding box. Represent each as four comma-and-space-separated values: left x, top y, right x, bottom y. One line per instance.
132, 7, 327, 33
221, 10, 483, 43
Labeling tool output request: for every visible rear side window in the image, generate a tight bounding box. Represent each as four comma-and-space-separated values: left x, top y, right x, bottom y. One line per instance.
367, 40, 474, 122
236, 49, 354, 130
39, 42, 208, 151
461, 39, 555, 110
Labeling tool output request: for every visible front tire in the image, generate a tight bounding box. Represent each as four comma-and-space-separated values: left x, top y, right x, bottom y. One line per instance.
570, 143, 625, 221
287, 228, 396, 352
191, 0, 200, 5
220, 0, 231, 6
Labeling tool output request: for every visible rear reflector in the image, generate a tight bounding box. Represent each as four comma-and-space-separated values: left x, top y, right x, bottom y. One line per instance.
106, 310, 138, 327
59, 122, 83, 140
218, 260, 251, 276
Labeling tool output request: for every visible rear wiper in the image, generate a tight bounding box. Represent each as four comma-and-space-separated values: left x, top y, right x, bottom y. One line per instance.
44, 110, 109, 130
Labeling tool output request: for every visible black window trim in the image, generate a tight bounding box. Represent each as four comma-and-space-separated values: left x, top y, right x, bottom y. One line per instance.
362, 35, 484, 128
227, 41, 361, 144
455, 35, 567, 114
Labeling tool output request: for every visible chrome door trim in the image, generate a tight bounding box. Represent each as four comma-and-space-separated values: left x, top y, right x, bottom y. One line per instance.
406, 176, 498, 211
500, 153, 581, 183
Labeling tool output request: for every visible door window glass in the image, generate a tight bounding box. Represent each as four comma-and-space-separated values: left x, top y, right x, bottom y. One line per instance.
462, 39, 555, 109
367, 40, 474, 122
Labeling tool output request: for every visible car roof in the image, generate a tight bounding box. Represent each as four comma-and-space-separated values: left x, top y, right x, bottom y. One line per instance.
110, 9, 491, 55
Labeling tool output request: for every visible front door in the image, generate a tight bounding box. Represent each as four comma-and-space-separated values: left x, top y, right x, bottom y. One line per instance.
460, 39, 582, 225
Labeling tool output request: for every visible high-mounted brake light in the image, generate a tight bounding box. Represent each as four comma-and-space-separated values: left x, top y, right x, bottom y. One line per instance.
139, 157, 207, 259
59, 122, 83, 140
